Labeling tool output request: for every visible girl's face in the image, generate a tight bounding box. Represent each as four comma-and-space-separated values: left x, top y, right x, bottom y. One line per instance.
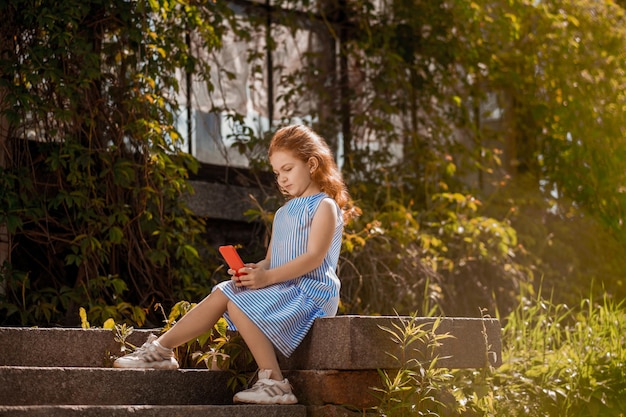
270, 149, 320, 198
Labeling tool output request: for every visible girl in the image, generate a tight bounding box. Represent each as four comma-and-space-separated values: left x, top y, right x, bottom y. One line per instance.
114, 124, 359, 405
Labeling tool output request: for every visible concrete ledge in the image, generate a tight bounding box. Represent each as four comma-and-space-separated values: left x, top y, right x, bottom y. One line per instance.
0, 316, 502, 370
0, 327, 157, 367
281, 315, 502, 370
0, 316, 501, 370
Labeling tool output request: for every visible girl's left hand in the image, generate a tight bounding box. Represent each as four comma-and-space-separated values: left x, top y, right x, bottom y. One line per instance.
236, 263, 271, 289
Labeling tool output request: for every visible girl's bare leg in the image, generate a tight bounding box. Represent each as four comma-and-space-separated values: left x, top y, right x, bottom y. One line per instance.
157, 289, 229, 349
226, 300, 283, 380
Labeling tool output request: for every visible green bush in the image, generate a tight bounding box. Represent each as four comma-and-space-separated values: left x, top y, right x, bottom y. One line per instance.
339, 192, 529, 318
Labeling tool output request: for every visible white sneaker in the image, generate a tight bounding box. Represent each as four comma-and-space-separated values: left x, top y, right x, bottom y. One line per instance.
113, 334, 179, 369
233, 369, 298, 405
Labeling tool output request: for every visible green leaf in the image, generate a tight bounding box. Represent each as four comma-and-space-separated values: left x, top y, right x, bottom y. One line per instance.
108, 226, 124, 244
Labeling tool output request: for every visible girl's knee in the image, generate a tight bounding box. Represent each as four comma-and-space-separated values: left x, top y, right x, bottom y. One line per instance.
226, 300, 241, 317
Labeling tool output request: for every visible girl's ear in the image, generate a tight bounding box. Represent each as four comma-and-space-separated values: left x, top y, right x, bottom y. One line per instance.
308, 157, 319, 173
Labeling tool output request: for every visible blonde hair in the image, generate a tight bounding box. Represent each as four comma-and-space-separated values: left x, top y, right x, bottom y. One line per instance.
269, 125, 359, 222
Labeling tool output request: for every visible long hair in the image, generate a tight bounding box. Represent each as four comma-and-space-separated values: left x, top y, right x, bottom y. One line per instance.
268, 125, 360, 222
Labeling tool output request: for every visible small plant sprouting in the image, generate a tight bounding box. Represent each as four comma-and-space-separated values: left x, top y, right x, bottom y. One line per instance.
107, 301, 254, 390
372, 312, 457, 417
157, 300, 254, 391
113, 322, 136, 355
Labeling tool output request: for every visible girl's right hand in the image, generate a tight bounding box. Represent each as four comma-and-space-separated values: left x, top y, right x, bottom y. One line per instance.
229, 263, 254, 286
227, 267, 242, 285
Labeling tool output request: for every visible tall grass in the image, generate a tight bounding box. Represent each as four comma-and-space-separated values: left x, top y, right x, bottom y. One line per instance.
452, 288, 626, 417
373, 313, 459, 417
376, 288, 626, 416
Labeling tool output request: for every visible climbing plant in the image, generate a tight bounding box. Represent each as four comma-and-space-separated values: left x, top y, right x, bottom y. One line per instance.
0, 0, 237, 325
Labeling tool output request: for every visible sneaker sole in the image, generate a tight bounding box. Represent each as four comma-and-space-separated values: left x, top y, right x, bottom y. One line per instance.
113, 361, 179, 370
233, 396, 298, 405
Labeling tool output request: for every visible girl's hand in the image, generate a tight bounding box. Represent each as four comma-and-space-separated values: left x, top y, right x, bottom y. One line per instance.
227, 263, 250, 285
227, 267, 241, 284
236, 263, 272, 289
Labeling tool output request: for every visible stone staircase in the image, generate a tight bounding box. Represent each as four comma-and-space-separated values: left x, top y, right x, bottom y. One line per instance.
0, 327, 307, 417
0, 316, 502, 417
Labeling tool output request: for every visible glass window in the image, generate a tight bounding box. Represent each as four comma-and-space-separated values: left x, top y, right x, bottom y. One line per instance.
176, 1, 335, 168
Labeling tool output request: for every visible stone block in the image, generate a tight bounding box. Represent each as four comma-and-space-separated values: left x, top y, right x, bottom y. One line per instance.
0, 327, 156, 367
286, 370, 381, 408
0, 367, 232, 405
280, 315, 501, 371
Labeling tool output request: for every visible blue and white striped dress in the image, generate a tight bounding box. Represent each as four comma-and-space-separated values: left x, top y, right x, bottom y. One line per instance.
215, 192, 343, 357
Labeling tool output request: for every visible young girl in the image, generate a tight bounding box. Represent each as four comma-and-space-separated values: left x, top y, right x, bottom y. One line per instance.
114, 124, 359, 405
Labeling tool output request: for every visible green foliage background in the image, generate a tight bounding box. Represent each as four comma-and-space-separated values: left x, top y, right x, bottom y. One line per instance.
1, 0, 625, 332
0, 0, 230, 325
1, 0, 626, 415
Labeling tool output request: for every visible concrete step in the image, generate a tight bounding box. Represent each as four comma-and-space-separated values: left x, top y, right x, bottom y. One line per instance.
0, 316, 502, 412
0, 316, 502, 369
0, 405, 307, 417
0, 366, 233, 406
0, 327, 158, 368
0, 366, 380, 408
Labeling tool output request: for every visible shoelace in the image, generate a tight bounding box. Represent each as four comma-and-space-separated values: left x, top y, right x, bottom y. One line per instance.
255, 378, 293, 394
132, 336, 167, 361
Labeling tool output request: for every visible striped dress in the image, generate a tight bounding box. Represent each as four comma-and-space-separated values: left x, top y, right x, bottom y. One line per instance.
215, 192, 343, 357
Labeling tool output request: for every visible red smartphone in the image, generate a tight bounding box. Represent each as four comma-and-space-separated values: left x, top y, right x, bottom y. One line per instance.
219, 245, 246, 277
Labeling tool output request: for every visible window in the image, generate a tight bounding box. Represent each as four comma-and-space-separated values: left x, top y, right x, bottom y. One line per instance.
176, 0, 337, 168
